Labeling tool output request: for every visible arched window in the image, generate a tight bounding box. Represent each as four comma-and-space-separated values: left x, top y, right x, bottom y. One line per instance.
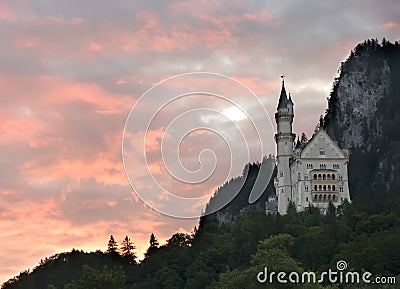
332, 175, 336, 180
332, 185, 336, 191
333, 195, 336, 201
323, 174, 326, 180
328, 194, 331, 200
327, 174, 331, 180
319, 194, 322, 200
318, 174, 322, 180
323, 194, 326, 200
314, 185, 317, 191
319, 185, 322, 190
314, 174, 317, 180
328, 185, 331, 191
323, 185, 326, 191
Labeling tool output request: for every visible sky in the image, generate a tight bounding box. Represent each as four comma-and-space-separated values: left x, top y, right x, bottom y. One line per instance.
0, 0, 399, 283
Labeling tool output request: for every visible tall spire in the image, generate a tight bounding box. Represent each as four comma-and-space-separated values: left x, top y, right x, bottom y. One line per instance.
277, 76, 288, 109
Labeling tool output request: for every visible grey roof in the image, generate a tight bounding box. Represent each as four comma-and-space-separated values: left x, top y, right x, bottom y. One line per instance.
265, 201, 278, 211
277, 80, 288, 109
288, 93, 294, 105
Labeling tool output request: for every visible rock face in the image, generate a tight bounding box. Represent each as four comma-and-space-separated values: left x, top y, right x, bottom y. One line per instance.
325, 41, 391, 149
324, 39, 400, 198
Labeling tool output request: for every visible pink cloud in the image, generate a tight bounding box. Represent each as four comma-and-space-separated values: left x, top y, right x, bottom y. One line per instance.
88, 42, 103, 52
242, 10, 274, 23
384, 21, 400, 29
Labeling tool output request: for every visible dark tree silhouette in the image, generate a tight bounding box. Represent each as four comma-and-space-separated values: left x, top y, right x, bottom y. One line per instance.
166, 233, 192, 247
120, 236, 136, 263
107, 235, 118, 254
300, 132, 308, 144
145, 233, 159, 258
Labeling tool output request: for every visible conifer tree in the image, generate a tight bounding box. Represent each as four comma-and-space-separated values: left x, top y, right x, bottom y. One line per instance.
120, 236, 136, 263
300, 132, 308, 144
145, 233, 159, 258
107, 235, 118, 254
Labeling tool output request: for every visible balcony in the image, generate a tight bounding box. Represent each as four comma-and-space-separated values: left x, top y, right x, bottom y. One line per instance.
311, 192, 339, 203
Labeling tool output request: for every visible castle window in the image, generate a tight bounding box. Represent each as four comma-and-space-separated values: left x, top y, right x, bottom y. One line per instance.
307, 164, 313, 169
333, 195, 336, 201
328, 185, 331, 191
338, 175, 342, 181
323, 185, 326, 191
319, 149, 325, 156
319, 194, 322, 200
318, 174, 322, 180
304, 175, 308, 180
314, 185, 317, 191
333, 185, 336, 191
314, 174, 317, 180
280, 171, 283, 177
328, 194, 331, 200
306, 197, 309, 202
327, 174, 331, 180
319, 185, 322, 190
332, 175, 336, 180
305, 185, 309, 192
323, 174, 326, 180
339, 187, 343, 192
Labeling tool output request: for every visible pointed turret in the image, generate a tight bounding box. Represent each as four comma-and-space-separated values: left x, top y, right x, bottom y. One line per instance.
288, 93, 294, 105
287, 93, 294, 115
274, 77, 296, 215
277, 78, 288, 109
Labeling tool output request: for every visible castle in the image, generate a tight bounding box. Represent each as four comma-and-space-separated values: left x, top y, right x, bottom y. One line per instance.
267, 79, 351, 215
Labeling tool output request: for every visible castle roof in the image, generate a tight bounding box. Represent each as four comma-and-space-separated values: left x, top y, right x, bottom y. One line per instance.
294, 128, 348, 159
277, 79, 288, 109
288, 93, 294, 105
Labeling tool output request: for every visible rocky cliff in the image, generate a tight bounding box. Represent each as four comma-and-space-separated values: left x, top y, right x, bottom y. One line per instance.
324, 39, 400, 203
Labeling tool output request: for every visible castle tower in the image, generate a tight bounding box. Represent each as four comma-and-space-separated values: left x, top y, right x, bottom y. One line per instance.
274, 78, 295, 214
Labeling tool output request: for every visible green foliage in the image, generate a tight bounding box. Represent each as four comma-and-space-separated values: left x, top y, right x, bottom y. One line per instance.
63, 265, 125, 289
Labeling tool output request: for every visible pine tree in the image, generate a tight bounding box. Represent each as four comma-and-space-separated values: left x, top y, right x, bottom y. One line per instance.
107, 235, 118, 254
300, 132, 308, 144
120, 236, 136, 263
149, 233, 159, 248
145, 233, 159, 258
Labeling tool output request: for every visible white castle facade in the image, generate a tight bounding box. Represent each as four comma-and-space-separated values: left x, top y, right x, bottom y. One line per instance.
268, 79, 351, 215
